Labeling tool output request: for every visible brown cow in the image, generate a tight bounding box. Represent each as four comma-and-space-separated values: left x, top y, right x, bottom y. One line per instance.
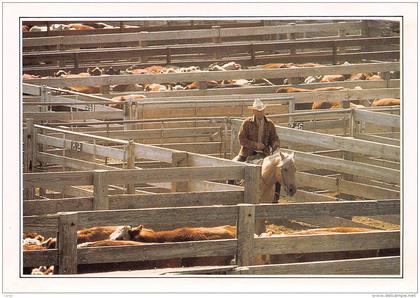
23, 243, 47, 251
311, 101, 341, 109
127, 65, 167, 74
68, 24, 95, 30
368, 75, 382, 80
276, 86, 312, 93
127, 225, 238, 269
371, 98, 400, 106
280, 227, 374, 235
257, 62, 323, 69
128, 225, 236, 243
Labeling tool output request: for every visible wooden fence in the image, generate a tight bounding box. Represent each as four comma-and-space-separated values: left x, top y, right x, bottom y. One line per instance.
22, 185, 400, 275
23, 21, 367, 49
23, 36, 399, 75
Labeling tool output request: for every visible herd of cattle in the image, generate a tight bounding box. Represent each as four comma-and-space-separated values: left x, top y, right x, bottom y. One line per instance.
23, 61, 400, 110
23, 224, 398, 275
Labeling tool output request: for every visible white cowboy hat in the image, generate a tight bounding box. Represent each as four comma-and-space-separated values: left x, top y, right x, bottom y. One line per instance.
248, 98, 266, 111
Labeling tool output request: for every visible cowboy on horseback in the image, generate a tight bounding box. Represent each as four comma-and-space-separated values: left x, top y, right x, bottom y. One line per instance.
231, 99, 282, 200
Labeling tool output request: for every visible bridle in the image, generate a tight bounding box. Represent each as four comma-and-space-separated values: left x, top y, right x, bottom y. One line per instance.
274, 155, 293, 195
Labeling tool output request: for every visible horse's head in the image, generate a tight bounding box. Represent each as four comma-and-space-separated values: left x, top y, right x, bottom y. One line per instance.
275, 151, 297, 197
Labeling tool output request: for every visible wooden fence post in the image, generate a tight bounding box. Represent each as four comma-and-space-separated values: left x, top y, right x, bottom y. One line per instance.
123, 100, 133, 131
58, 212, 78, 274
223, 119, 229, 159
126, 140, 136, 194
343, 109, 355, 182
230, 121, 239, 159
332, 41, 338, 65
288, 23, 296, 55
361, 20, 370, 52
249, 43, 256, 66
135, 102, 143, 131
139, 32, 149, 63
93, 169, 109, 210
288, 99, 295, 127
243, 164, 264, 236
237, 204, 255, 267
244, 165, 261, 204
171, 151, 189, 192
166, 47, 172, 65
38, 89, 47, 197
380, 71, 391, 88
338, 23, 347, 55
24, 119, 35, 200
211, 26, 221, 60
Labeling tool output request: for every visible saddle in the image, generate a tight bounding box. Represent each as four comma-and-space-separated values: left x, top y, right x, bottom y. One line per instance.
245, 152, 266, 165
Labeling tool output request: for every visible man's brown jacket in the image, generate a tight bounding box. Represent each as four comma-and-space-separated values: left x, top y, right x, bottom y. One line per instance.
238, 115, 280, 157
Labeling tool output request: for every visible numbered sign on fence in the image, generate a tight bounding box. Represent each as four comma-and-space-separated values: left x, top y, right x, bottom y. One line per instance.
288, 122, 304, 130
70, 141, 83, 152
